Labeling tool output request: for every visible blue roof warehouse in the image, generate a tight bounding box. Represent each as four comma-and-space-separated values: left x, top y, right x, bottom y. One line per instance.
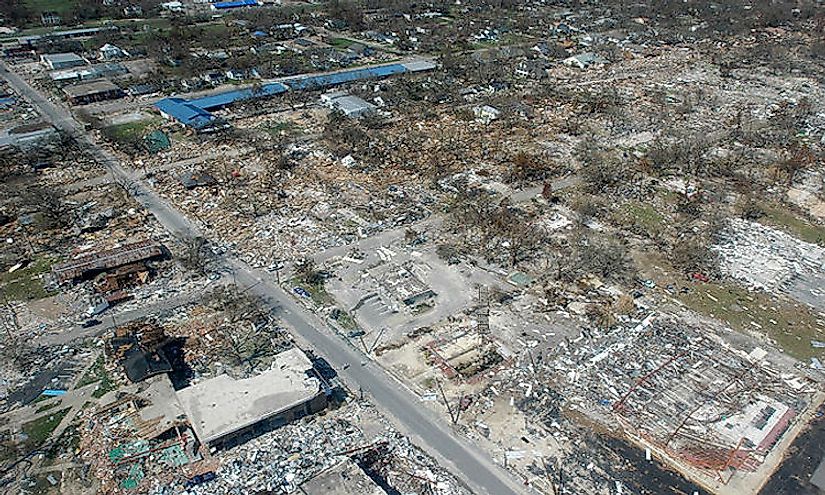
154, 60, 435, 132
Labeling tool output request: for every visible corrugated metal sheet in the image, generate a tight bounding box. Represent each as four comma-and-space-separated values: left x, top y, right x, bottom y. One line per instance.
189, 82, 288, 110
155, 98, 217, 130
284, 64, 407, 91
53, 240, 165, 284
213, 0, 258, 8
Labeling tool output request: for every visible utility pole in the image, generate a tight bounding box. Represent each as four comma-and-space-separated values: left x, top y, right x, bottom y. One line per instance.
454, 392, 465, 424
369, 327, 386, 353
436, 379, 456, 424
539, 456, 556, 495
477, 285, 490, 340
527, 348, 538, 373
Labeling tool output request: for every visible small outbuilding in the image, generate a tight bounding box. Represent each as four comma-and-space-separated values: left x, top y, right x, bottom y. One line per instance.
321, 91, 376, 118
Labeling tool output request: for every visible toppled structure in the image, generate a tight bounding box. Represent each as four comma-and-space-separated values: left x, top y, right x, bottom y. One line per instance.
107, 323, 172, 383
84, 374, 202, 493
52, 240, 166, 285
543, 313, 819, 487
176, 348, 328, 449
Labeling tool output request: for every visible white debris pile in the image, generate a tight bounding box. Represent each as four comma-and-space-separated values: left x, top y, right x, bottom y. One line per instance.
714, 218, 825, 292
177, 401, 471, 495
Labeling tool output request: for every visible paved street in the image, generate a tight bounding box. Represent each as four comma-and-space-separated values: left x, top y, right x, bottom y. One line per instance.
40, 291, 204, 346
1, 61, 527, 495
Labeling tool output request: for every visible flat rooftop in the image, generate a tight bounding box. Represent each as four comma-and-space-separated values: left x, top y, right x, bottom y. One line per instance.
41, 52, 86, 64
63, 79, 121, 98
176, 348, 321, 444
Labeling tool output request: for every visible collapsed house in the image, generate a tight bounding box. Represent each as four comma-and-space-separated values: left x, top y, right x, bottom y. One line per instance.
52, 240, 166, 285
90, 374, 202, 491
107, 323, 172, 383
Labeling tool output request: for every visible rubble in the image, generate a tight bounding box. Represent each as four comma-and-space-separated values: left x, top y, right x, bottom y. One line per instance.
715, 218, 825, 310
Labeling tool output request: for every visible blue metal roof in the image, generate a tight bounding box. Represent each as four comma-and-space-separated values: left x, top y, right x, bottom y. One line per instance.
155, 98, 218, 130
189, 82, 288, 110
155, 63, 427, 129
284, 64, 407, 90
213, 0, 258, 8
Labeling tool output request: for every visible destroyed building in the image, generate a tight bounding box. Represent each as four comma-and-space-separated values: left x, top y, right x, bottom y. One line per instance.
107, 323, 173, 383
52, 240, 166, 285
89, 374, 202, 492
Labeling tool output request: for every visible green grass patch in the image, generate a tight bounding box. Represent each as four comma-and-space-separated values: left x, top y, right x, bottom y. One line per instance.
77, 354, 116, 398
612, 201, 667, 238
335, 311, 358, 331
43, 422, 80, 465
329, 37, 356, 48
22, 408, 70, 451
102, 118, 160, 147
288, 278, 336, 307
261, 121, 297, 136
637, 251, 825, 362
676, 281, 824, 361
0, 256, 54, 302
35, 402, 58, 414
757, 202, 825, 247
199, 22, 231, 38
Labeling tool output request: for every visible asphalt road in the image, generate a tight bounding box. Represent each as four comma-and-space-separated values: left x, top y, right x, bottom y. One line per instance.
40, 291, 204, 346
1, 62, 527, 495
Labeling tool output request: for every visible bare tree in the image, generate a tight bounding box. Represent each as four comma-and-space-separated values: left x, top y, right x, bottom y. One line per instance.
21, 186, 71, 229
207, 286, 282, 374
556, 232, 636, 283
295, 258, 324, 286
669, 236, 717, 275
776, 143, 814, 185
179, 236, 213, 275
113, 175, 141, 197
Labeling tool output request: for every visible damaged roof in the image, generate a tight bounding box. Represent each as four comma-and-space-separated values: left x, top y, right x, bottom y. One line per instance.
155, 98, 222, 130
